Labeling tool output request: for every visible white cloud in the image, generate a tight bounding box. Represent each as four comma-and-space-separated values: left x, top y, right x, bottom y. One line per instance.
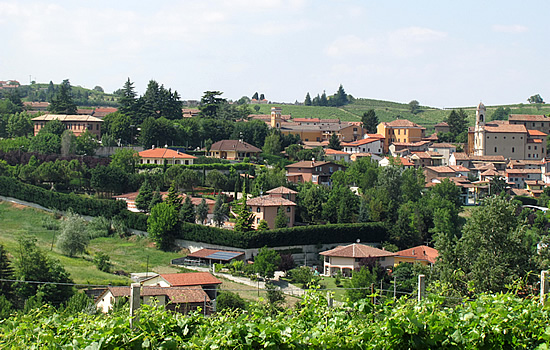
325, 35, 378, 57
492, 24, 528, 33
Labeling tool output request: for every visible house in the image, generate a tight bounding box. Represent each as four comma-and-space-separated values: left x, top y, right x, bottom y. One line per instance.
247, 194, 296, 229
378, 157, 414, 168
207, 140, 262, 161
377, 119, 426, 153
434, 121, 450, 134
93, 107, 118, 118
449, 152, 507, 171
409, 151, 444, 168
285, 160, 345, 185
266, 186, 298, 201
142, 272, 221, 300
424, 165, 470, 183
505, 168, 542, 189
350, 153, 383, 162
471, 103, 547, 160
428, 143, 456, 166
525, 180, 545, 197
341, 137, 384, 155
389, 141, 431, 157
509, 114, 550, 135
32, 114, 103, 137
95, 286, 210, 314
320, 243, 395, 276
139, 147, 196, 165
324, 148, 351, 162
23, 101, 50, 112
268, 107, 366, 142
393, 245, 438, 266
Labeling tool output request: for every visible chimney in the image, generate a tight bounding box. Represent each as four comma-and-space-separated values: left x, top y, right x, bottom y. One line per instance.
311, 157, 315, 166
152, 145, 155, 149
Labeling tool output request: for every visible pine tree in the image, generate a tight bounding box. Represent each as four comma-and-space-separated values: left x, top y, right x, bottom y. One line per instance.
252, 92, 259, 100
304, 92, 312, 106
328, 133, 342, 150
148, 187, 163, 212
259, 93, 265, 100
320, 91, 328, 107
118, 78, 137, 116
165, 184, 182, 211
234, 193, 254, 233
135, 179, 154, 212
334, 84, 348, 107
213, 195, 227, 227
361, 110, 378, 134
48, 79, 77, 114
275, 206, 288, 229
312, 94, 321, 106
196, 198, 209, 224
179, 196, 196, 223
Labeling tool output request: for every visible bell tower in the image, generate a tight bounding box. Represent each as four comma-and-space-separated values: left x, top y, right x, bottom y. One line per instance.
474, 102, 486, 156
270, 107, 282, 129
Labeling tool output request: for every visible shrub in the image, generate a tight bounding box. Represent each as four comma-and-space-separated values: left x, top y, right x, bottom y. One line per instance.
87, 216, 112, 238
93, 252, 112, 273
216, 291, 247, 311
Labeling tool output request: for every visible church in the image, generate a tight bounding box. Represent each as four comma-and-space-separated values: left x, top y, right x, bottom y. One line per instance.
469, 102, 546, 160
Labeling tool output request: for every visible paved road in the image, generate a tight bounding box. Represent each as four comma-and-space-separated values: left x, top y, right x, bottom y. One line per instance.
183, 265, 306, 297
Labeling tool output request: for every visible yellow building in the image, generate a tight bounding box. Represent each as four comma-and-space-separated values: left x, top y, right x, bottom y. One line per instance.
207, 140, 262, 161
377, 119, 426, 153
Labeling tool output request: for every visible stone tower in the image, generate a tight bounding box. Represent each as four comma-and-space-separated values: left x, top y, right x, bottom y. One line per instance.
270, 107, 282, 129
473, 102, 486, 156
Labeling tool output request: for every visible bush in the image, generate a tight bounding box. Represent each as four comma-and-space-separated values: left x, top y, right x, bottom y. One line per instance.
87, 216, 112, 238
287, 266, 319, 288
216, 291, 247, 311
93, 252, 112, 273
41, 216, 60, 230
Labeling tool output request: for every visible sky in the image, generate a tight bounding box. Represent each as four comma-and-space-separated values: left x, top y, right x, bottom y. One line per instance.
1, 0, 549, 108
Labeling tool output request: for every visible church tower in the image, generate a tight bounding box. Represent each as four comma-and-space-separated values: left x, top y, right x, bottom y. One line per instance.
270, 107, 282, 129
473, 102, 486, 156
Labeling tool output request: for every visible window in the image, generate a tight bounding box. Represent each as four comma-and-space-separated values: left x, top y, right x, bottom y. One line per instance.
503, 136, 506, 139
286, 207, 291, 212
257, 218, 260, 224
512, 147, 515, 153
354, 258, 361, 262
535, 146, 538, 150
528, 146, 531, 150
512, 136, 515, 139
353, 128, 357, 132
494, 147, 497, 152
256, 207, 261, 213
325, 256, 329, 263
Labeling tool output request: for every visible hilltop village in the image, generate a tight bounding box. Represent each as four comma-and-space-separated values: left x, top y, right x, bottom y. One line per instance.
1, 80, 549, 334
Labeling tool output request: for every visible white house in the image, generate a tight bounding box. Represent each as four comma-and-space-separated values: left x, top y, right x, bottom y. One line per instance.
319, 243, 395, 277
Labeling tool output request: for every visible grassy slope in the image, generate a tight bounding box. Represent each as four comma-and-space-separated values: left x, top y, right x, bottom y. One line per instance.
0, 201, 181, 285
251, 100, 550, 133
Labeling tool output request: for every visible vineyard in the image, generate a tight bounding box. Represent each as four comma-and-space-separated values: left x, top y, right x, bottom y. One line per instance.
1, 289, 550, 349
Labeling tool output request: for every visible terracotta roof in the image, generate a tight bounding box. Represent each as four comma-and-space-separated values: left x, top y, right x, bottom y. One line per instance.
449, 165, 470, 172
525, 180, 545, 185
293, 118, 321, 123
528, 129, 548, 137
510, 188, 531, 196
484, 124, 527, 133
266, 186, 298, 195
411, 152, 432, 159
247, 195, 296, 207
481, 169, 499, 176
529, 139, 543, 143
509, 114, 550, 122
392, 141, 431, 147
394, 245, 438, 264
157, 272, 222, 287
384, 119, 425, 128
383, 157, 414, 166
509, 159, 543, 166
366, 134, 385, 139
139, 148, 196, 159
286, 161, 335, 169
31, 114, 103, 122
341, 138, 380, 147
452, 152, 469, 160
24, 101, 50, 108
187, 248, 244, 260
210, 140, 262, 153
93, 107, 118, 117
429, 143, 456, 149
325, 148, 349, 155
103, 286, 209, 303
425, 166, 456, 174
434, 121, 449, 127
320, 243, 395, 258
506, 169, 542, 174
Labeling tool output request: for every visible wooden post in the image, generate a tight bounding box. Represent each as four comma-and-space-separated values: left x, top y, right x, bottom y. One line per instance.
327, 291, 333, 308
129, 283, 140, 328
393, 276, 397, 300
541, 270, 549, 304
418, 274, 425, 302
370, 283, 375, 304
204, 295, 207, 316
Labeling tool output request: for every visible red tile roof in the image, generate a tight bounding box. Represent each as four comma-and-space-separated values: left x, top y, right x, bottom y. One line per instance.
159, 272, 222, 287
139, 148, 196, 159
341, 138, 380, 147
325, 148, 349, 155
293, 118, 321, 123
320, 243, 395, 258
429, 143, 456, 148
484, 124, 527, 133
384, 119, 425, 128
266, 186, 298, 195
210, 140, 262, 153
247, 195, 296, 207
384, 157, 414, 166
104, 286, 209, 303
528, 129, 548, 137
394, 245, 438, 264
286, 161, 335, 169
509, 114, 550, 122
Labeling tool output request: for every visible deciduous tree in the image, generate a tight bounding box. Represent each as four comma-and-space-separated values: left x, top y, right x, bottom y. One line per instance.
254, 247, 281, 279
148, 202, 178, 251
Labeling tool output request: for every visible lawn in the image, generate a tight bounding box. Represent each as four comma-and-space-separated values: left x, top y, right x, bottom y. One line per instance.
0, 200, 182, 285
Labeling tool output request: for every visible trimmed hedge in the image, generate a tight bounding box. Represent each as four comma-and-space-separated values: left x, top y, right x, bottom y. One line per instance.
175, 222, 389, 249
0, 176, 126, 218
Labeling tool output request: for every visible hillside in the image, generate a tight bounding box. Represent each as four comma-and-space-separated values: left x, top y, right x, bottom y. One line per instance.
251, 100, 550, 132
13, 82, 118, 107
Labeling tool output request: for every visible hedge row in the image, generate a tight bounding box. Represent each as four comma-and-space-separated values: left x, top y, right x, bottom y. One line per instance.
174, 222, 389, 249
135, 163, 252, 171
0, 176, 126, 218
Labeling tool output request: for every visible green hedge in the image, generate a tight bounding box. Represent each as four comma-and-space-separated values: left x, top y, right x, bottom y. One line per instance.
175, 222, 389, 249
0, 176, 126, 218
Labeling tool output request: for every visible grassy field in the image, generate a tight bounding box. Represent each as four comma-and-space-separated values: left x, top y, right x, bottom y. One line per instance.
0, 200, 182, 285
250, 100, 550, 133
